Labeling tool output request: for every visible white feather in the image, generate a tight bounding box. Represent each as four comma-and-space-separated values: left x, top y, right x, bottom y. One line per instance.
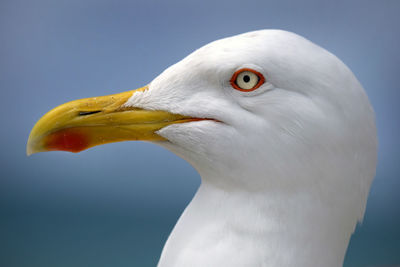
125, 30, 377, 267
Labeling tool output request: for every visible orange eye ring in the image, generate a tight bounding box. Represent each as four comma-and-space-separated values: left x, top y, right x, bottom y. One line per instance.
230, 68, 265, 92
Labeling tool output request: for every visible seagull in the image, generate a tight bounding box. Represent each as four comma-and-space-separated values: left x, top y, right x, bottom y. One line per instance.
27, 30, 377, 267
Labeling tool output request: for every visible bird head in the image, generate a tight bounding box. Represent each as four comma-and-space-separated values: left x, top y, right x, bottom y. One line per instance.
27, 30, 376, 216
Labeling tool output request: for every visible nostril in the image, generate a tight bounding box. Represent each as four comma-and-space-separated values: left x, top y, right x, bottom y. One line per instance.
78, 110, 101, 116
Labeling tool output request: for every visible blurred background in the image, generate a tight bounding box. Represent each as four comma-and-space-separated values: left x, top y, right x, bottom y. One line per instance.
1, 0, 399, 266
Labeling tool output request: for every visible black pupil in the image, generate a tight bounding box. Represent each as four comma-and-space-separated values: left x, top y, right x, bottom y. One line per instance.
243, 75, 251, 83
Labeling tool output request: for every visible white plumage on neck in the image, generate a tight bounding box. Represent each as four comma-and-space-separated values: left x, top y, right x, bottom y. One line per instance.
158, 181, 355, 267
125, 29, 377, 267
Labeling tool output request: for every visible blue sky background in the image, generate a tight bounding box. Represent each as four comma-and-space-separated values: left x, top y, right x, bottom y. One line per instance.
1, 0, 399, 266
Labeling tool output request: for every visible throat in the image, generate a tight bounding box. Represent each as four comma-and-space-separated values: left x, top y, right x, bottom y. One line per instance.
158, 182, 355, 267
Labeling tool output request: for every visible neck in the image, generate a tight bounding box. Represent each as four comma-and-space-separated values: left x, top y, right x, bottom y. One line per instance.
158, 179, 356, 267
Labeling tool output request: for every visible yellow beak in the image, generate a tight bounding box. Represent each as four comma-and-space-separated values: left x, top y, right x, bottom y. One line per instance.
26, 86, 193, 155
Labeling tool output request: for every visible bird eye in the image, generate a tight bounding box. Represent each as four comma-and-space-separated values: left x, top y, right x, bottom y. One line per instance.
230, 68, 265, 92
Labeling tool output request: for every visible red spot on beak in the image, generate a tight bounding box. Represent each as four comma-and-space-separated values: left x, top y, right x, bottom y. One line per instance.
45, 128, 89, 153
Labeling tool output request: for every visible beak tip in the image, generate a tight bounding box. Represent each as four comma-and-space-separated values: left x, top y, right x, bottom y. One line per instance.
26, 142, 35, 156
26, 134, 39, 156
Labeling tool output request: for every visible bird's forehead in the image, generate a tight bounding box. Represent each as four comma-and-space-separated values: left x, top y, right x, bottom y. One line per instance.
186, 31, 272, 70
188, 30, 312, 65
